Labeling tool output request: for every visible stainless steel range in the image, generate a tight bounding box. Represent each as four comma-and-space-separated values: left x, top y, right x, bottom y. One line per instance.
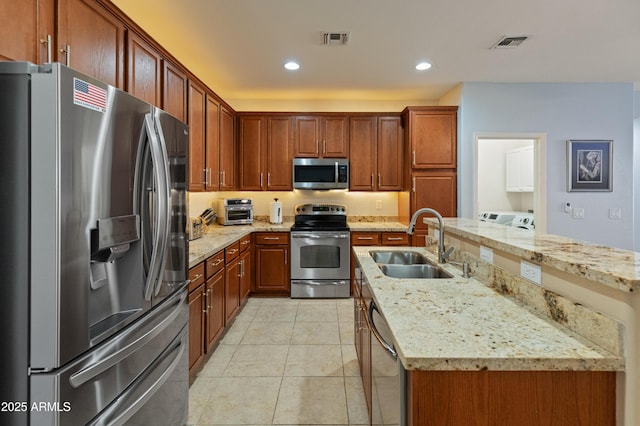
290, 204, 350, 298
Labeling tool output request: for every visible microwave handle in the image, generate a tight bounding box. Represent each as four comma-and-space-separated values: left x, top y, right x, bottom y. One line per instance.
335, 161, 339, 184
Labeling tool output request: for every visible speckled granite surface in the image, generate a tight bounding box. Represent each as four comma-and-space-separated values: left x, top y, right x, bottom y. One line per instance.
424, 218, 640, 293
354, 246, 624, 372
188, 219, 408, 268
188, 221, 293, 268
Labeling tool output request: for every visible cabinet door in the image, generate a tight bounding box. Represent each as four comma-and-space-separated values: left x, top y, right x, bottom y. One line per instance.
205, 95, 221, 189
411, 171, 457, 231
409, 110, 457, 169
225, 258, 240, 322
238, 116, 266, 190
57, 0, 125, 88
205, 269, 225, 353
349, 116, 377, 191
377, 116, 403, 190
188, 80, 206, 192
267, 117, 293, 190
188, 286, 204, 373
219, 106, 235, 190
255, 246, 289, 291
322, 116, 349, 157
0, 0, 54, 63
239, 249, 252, 303
294, 116, 320, 157
162, 61, 187, 122
126, 32, 161, 106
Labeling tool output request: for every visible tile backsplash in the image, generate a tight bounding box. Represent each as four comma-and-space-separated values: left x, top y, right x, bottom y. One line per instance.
188, 191, 399, 219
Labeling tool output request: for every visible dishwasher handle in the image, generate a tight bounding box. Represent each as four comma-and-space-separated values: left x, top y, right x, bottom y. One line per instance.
367, 300, 397, 360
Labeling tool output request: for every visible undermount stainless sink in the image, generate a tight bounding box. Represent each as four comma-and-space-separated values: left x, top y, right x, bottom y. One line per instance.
369, 250, 433, 265
379, 264, 454, 279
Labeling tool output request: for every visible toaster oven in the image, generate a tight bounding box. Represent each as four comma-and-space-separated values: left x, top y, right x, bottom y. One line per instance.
217, 198, 253, 225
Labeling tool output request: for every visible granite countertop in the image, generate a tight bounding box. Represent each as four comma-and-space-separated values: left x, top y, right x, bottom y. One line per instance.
424, 218, 640, 293
354, 246, 624, 372
188, 221, 293, 268
188, 219, 408, 268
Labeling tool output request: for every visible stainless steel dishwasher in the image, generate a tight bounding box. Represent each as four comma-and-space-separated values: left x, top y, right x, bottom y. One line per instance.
362, 273, 406, 425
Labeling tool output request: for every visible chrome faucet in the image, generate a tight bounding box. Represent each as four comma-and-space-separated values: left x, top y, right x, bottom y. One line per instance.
407, 208, 447, 263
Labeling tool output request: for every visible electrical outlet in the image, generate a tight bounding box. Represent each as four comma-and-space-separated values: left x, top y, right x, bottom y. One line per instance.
520, 261, 542, 286
572, 208, 585, 219
480, 246, 494, 263
609, 208, 622, 219
375, 200, 382, 210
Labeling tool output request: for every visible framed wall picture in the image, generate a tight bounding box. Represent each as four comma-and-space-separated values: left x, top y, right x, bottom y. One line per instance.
566, 140, 612, 192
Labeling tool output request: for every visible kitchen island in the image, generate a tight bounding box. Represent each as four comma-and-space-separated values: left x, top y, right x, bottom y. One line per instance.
353, 218, 632, 425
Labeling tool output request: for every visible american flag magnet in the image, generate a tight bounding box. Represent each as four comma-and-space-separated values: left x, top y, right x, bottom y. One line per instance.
73, 78, 107, 113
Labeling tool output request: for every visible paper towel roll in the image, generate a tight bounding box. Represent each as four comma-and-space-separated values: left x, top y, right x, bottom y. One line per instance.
270, 198, 282, 224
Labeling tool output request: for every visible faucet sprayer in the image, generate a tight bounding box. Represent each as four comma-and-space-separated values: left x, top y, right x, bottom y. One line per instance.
407, 208, 447, 263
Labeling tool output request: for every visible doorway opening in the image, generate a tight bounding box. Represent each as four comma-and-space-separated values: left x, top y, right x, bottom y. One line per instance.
474, 134, 547, 232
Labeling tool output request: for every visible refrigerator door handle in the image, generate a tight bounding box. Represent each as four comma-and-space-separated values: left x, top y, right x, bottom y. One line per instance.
68, 290, 186, 388
151, 113, 172, 296
86, 339, 185, 426
142, 114, 170, 300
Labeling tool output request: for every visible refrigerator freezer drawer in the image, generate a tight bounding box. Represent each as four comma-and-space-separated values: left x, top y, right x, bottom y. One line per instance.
30, 289, 188, 426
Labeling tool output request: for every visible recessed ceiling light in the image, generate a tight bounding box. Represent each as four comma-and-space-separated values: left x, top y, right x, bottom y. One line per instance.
284, 61, 300, 71
415, 62, 432, 71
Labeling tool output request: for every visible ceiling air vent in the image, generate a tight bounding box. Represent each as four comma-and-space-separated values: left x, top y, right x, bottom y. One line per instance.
322, 32, 350, 46
490, 36, 528, 49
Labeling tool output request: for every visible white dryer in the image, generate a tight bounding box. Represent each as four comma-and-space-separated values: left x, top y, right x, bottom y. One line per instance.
511, 213, 535, 230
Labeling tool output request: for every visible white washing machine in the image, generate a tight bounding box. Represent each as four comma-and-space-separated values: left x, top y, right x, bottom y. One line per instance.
478, 211, 521, 225
511, 213, 535, 230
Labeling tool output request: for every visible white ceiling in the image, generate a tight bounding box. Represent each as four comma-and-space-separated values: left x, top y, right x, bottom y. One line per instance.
112, 0, 640, 105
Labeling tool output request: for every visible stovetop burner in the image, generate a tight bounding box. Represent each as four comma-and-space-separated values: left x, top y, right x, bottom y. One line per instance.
291, 203, 349, 232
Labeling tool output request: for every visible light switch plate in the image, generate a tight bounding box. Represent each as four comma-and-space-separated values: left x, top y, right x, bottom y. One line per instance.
480, 246, 494, 263
520, 261, 542, 286
572, 208, 585, 219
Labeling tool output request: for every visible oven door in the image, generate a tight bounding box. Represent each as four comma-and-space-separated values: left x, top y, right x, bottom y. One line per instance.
224, 207, 253, 224
290, 231, 350, 280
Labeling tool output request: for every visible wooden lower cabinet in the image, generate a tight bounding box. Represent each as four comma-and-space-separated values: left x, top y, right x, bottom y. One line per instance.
406, 370, 615, 426
225, 257, 240, 322
239, 248, 252, 303
204, 269, 224, 353
188, 283, 205, 374
254, 232, 289, 294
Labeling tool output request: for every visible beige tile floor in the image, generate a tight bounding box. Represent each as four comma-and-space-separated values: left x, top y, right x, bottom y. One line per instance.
187, 297, 369, 425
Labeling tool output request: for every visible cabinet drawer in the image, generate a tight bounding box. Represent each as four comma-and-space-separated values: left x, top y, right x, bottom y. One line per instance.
352, 232, 381, 246
206, 250, 225, 278
239, 234, 252, 252
188, 262, 205, 292
382, 232, 409, 245
225, 241, 240, 263
255, 232, 289, 245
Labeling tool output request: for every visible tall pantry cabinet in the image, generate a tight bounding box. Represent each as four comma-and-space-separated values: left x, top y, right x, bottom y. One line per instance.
399, 106, 458, 247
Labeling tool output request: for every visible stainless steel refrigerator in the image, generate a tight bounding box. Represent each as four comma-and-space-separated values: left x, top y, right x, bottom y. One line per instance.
0, 62, 189, 425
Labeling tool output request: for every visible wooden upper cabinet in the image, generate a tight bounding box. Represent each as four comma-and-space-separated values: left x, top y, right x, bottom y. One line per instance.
238, 116, 265, 191
0, 0, 54, 63
205, 95, 221, 190
411, 171, 457, 226
349, 115, 403, 191
377, 116, 403, 190
404, 106, 457, 169
266, 117, 293, 190
57, 0, 125, 88
219, 105, 235, 190
238, 115, 292, 191
162, 61, 187, 122
294, 115, 348, 158
126, 32, 161, 106
349, 116, 377, 191
188, 80, 206, 192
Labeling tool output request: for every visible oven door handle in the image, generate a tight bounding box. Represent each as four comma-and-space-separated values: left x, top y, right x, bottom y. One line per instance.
367, 299, 398, 361
291, 234, 349, 239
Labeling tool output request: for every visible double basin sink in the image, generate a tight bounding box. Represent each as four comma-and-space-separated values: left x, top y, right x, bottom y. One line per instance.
370, 250, 453, 279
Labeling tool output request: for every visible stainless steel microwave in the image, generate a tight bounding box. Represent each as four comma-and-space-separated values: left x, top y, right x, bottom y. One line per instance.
292, 158, 349, 190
